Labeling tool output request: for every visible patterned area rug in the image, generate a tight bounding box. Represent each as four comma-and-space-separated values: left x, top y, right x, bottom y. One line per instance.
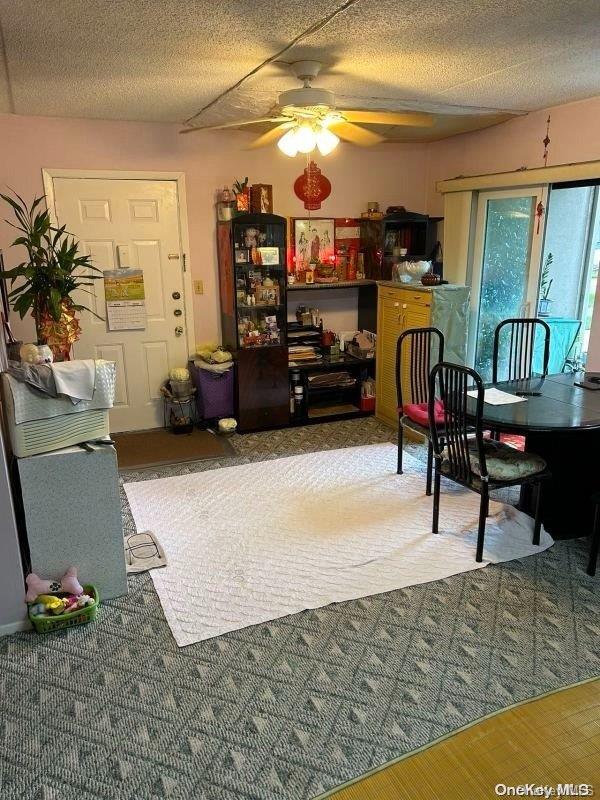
0, 418, 598, 800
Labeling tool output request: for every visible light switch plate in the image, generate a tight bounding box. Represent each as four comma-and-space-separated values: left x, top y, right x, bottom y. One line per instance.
194, 280, 204, 295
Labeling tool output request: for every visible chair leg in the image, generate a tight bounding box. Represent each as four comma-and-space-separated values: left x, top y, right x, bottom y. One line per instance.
432, 462, 441, 534
476, 485, 488, 563
397, 422, 404, 475
587, 505, 600, 577
484, 493, 490, 518
425, 439, 433, 496
532, 481, 543, 546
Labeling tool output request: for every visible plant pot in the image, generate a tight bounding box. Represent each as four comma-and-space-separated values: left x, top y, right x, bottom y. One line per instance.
537, 298, 552, 317
37, 300, 82, 361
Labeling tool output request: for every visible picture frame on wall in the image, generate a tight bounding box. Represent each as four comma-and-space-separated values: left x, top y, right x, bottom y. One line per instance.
293, 218, 335, 271
250, 184, 273, 214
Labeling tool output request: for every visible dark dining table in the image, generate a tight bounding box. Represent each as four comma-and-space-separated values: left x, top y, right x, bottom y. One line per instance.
465, 372, 600, 540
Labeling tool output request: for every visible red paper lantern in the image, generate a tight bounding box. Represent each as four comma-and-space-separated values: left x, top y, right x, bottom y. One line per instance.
294, 161, 331, 210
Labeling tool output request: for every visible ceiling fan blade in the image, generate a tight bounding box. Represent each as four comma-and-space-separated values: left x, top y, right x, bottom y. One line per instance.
180, 116, 289, 134
246, 122, 295, 149
340, 109, 434, 128
329, 121, 384, 146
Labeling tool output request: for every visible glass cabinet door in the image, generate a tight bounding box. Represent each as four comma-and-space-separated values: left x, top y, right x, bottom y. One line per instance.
232, 219, 286, 349
469, 188, 546, 381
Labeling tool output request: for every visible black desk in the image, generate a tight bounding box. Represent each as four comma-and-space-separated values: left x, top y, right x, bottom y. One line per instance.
466, 373, 600, 540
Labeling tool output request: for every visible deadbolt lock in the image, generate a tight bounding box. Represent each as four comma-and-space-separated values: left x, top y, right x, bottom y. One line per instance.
174, 308, 182, 317
172, 291, 181, 300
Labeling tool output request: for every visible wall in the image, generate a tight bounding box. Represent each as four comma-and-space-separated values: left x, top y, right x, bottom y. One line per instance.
426, 95, 600, 369
0, 112, 429, 348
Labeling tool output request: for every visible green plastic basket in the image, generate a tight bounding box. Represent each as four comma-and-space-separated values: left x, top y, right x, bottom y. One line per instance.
28, 585, 99, 634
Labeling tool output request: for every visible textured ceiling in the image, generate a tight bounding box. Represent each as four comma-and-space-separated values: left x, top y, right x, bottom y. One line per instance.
0, 0, 599, 141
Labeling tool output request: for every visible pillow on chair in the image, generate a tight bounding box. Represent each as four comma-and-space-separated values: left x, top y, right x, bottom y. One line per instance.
468, 440, 546, 481
402, 399, 445, 427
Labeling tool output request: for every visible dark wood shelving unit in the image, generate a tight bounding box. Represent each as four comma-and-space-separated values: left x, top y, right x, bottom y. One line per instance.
217, 212, 290, 432
289, 343, 376, 426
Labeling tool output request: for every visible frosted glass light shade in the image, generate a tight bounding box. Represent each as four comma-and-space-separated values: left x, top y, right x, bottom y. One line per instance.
295, 124, 317, 154
316, 127, 339, 156
277, 129, 298, 157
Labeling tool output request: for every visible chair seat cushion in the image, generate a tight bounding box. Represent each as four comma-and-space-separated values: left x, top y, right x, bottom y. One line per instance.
468, 439, 547, 481
402, 399, 445, 427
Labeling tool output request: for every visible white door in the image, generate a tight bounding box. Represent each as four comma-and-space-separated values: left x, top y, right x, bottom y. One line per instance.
48, 178, 189, 432
468, 187, 547, 380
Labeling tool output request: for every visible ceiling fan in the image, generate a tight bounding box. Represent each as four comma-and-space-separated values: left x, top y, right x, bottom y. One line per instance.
181, 61, 434, 156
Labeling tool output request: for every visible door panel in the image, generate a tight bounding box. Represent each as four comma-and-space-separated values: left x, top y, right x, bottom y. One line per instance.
469, 188, 545, 381
51, 178, 188, 432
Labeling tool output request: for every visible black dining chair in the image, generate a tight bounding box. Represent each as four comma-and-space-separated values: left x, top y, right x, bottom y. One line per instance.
396, 326, 444, 495
587, 492, 600, 577
428, 362, 551, 562
492, 318, 551, 383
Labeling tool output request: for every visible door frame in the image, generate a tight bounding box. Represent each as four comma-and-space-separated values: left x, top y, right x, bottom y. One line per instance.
41, 168, 196, 358
467, 185, 547, 366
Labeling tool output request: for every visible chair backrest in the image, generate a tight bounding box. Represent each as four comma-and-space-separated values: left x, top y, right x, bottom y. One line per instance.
492, 318, 551, 383
429, 362, 488, 483
396, 327, 444, 410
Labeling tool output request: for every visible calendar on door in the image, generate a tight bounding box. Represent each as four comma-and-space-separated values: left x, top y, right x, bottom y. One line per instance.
103, 269, 147, 331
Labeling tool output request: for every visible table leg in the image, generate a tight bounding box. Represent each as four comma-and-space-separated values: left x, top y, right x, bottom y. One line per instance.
520, 429, 600, 540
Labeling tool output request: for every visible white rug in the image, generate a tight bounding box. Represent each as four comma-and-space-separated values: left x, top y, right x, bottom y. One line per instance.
123, 444, 553, 647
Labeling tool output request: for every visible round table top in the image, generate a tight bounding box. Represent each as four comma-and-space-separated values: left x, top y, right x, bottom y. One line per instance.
465, 373, 600, 433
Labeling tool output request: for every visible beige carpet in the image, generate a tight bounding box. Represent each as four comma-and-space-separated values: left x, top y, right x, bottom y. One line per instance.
113, 427, 234, 469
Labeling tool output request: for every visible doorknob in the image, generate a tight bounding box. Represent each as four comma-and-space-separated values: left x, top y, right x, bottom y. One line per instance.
175, 326, 184, 336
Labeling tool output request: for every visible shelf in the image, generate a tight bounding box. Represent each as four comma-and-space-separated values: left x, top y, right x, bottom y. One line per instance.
238, 303, 283, 310
288, 352, 376, 371
308, 403, 360, 419
287, 280, 376, 291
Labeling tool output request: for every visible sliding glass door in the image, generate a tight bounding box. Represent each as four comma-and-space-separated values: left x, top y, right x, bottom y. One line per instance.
469, 188, 546, 381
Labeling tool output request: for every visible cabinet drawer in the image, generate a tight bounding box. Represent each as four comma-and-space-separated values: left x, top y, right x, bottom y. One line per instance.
379, 286, 431, 307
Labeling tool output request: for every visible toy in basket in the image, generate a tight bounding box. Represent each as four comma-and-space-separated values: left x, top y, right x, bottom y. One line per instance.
25, 567, 99, 633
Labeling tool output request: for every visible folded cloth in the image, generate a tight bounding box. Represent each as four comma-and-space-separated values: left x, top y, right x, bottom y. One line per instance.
402, 399, 445, 427
51, 359, 96, 403
6, 361, 58, 398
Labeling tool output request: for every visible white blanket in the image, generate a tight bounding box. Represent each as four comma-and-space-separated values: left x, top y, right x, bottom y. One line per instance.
124, 444, 553, 647
51, 359, 96, 402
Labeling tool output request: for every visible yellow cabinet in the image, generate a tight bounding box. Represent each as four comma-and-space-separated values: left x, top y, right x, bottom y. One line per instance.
375, 282, 470, 429
376, 286, 432, 428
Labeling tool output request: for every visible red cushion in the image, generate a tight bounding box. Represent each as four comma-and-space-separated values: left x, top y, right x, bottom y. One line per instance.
402, 399, 445, 427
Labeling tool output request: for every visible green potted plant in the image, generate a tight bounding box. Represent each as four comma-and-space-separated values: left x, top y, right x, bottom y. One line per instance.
0, 191, 103, 359
538, 252, 554, 317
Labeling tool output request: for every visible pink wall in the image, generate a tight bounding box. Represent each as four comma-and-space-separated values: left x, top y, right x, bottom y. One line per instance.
0, 112, 428, 346
426, 96, 600, 216
426, 96, 600, 369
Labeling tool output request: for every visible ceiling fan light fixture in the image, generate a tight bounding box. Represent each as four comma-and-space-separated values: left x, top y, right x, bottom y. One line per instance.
294, 123, 317, 154
316, 127, 339, 156
277, 128, 299, 157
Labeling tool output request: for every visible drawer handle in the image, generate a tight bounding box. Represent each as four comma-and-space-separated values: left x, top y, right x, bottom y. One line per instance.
402, 303, 407, 309
393, 302, 399, 307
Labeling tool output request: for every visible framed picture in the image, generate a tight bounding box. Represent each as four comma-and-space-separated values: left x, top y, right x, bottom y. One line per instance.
250, 184, 273, 214
256, 284, 280, 305
257, 246, 279, 266
293, 218, 335, 271
235, 248, 249, 264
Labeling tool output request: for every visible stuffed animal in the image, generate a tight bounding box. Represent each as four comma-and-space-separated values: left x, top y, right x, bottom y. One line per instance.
62, 593, 94, 613
35, 595, 67, 615
25, 567, 84, 603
